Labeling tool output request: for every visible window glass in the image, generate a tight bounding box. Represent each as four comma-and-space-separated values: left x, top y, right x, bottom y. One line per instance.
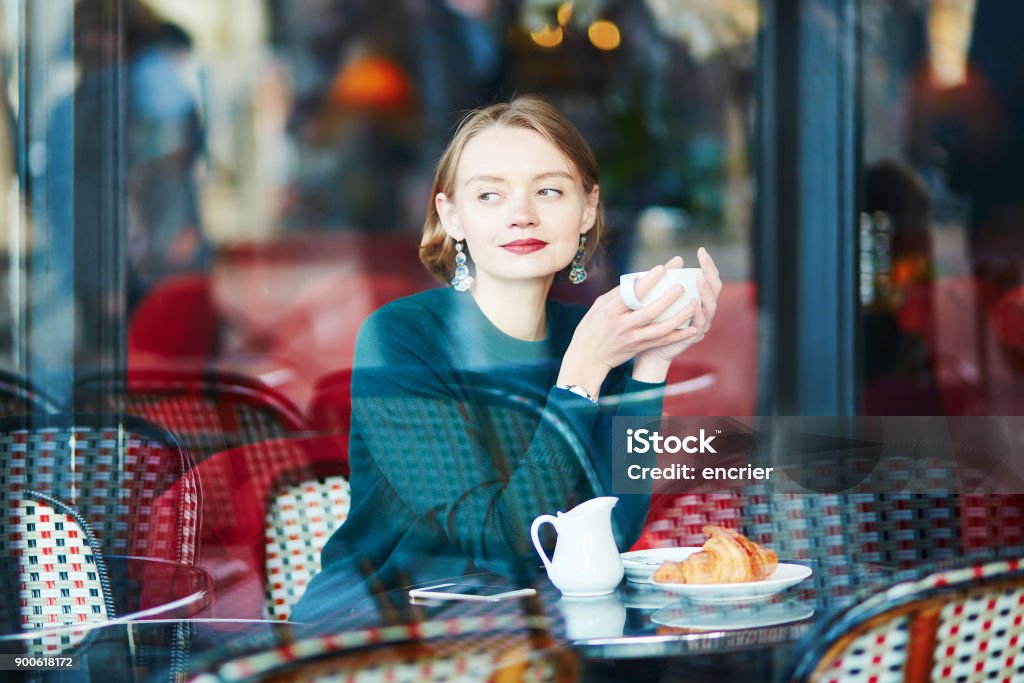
73, 0, 761, 420
860, 0, 1024, 416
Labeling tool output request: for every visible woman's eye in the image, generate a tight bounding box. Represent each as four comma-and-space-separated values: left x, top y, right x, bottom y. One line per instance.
538, 188, 563, 198
478, 192, 500, 202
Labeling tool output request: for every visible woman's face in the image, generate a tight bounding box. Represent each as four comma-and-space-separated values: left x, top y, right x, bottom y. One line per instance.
436, 125, 599, 288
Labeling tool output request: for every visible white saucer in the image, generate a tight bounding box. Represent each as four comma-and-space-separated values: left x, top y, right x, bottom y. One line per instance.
651, 598, 814, 630
649, 563, 813, 603
620, 548, 702, 584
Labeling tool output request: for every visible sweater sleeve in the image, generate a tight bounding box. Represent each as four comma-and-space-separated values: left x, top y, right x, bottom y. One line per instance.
593, 367, 665, 551
350, 307, 613, 580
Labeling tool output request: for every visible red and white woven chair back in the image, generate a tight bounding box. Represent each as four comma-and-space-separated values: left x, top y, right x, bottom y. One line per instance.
0, 418, 201, 565
254, 633, 574, 682
264, 475, 351, 620
633, 493, 743, 550
1, 491, 113, 654
815, 617, 909, 683
193, 615, 577, 682
74, 369, 309, 462
798, 558, 1024, 683
931, 583, 1024, 680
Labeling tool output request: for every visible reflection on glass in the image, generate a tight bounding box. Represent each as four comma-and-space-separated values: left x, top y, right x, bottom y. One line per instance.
861, 0, 1024, 416
5, 0, 762, 637
94, 0, 760, 425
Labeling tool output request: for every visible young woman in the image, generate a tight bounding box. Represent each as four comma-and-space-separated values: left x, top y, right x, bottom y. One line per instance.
293, 96, 721, 622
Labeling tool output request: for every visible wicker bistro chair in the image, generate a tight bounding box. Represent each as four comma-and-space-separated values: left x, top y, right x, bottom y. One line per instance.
634, 492, 745, 549
74, 368, 317, 565
786, 554, 1024, 683
91, 369, 351, 620
0, 489, 114, 655
635, 428, 1024, 564
0, 415, 202, 676
746, 436, 1024, 569
0, 414, 201, 566
164, 434, 348, 620
264, 474, 351, 621
307, 369, 353, 445
2, 487, 204, 676
258, 368, 356, 621
190, 612, 578, 683
302, 365, 353, 474
73, 368, 310, 462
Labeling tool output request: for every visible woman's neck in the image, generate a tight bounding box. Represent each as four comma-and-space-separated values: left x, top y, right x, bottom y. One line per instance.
470, 275, 551, 341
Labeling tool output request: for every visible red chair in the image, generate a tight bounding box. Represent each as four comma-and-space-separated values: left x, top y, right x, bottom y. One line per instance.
632, 493, 744, 550
661, 280, 757, 417
162, 435, 347, 619
0, 414, 201, 566
994, 285, 1024, 375
633, 282, 755, 550
127, 273, 218, 365
74, 367, 309, 460
73, 369, 334, 615
308, 368, 353, 442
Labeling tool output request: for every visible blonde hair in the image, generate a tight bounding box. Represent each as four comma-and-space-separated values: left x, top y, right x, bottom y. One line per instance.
420, 95, 605, 284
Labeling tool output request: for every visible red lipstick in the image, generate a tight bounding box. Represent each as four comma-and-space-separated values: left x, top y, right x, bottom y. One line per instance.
501, 238, 548, 254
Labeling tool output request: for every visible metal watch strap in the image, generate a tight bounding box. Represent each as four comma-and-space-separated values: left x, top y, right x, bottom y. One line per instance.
555, 384, 598, 404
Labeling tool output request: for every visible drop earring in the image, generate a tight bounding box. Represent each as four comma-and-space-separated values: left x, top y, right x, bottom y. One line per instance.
451, 240, 473, 292
569, 235, 587, 285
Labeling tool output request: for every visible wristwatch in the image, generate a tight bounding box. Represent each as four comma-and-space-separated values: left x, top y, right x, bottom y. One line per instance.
555, 384, 598, 404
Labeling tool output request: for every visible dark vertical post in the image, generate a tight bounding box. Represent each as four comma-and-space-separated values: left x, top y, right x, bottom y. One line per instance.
757, 0, 861, 415
71, 0, 126, 385
19, 0, 125, 403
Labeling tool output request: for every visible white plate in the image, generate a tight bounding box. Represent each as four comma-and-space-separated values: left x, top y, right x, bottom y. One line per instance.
651, 598, 814, 630
649, 563, 813, 603
620, 548, 702, 584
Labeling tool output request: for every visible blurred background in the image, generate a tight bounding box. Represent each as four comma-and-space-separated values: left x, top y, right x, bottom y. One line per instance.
0, 0, 1020, 419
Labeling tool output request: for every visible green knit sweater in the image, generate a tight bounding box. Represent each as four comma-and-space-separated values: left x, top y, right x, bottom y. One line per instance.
293, 287, 664, 623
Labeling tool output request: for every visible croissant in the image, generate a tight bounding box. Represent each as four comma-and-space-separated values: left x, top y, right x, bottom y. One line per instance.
652, 525, 778, 584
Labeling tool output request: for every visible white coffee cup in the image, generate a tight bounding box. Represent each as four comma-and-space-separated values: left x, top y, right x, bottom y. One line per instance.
619, 267, 702, 328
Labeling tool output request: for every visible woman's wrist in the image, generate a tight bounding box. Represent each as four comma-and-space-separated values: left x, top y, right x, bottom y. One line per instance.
631, 353, 672, 384
557, 349, 609, 400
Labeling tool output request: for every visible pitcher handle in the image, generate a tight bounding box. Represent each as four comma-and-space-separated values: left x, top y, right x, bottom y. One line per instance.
530, 515, 559, 574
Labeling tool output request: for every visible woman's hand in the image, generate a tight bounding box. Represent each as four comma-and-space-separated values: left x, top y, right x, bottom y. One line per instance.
558, 255, 706, 397
633, 247, 722, 379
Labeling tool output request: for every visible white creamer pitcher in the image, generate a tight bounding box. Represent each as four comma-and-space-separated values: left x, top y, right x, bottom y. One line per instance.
530, 497, 624, 597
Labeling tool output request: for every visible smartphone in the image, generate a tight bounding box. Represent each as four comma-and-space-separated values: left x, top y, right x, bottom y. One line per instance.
407, 583, 537, 602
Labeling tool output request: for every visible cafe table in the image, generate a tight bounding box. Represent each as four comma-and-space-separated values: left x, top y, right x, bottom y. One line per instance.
353, 559, 888, 656
188, 558, 892, 682
1, 557, 891, 681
